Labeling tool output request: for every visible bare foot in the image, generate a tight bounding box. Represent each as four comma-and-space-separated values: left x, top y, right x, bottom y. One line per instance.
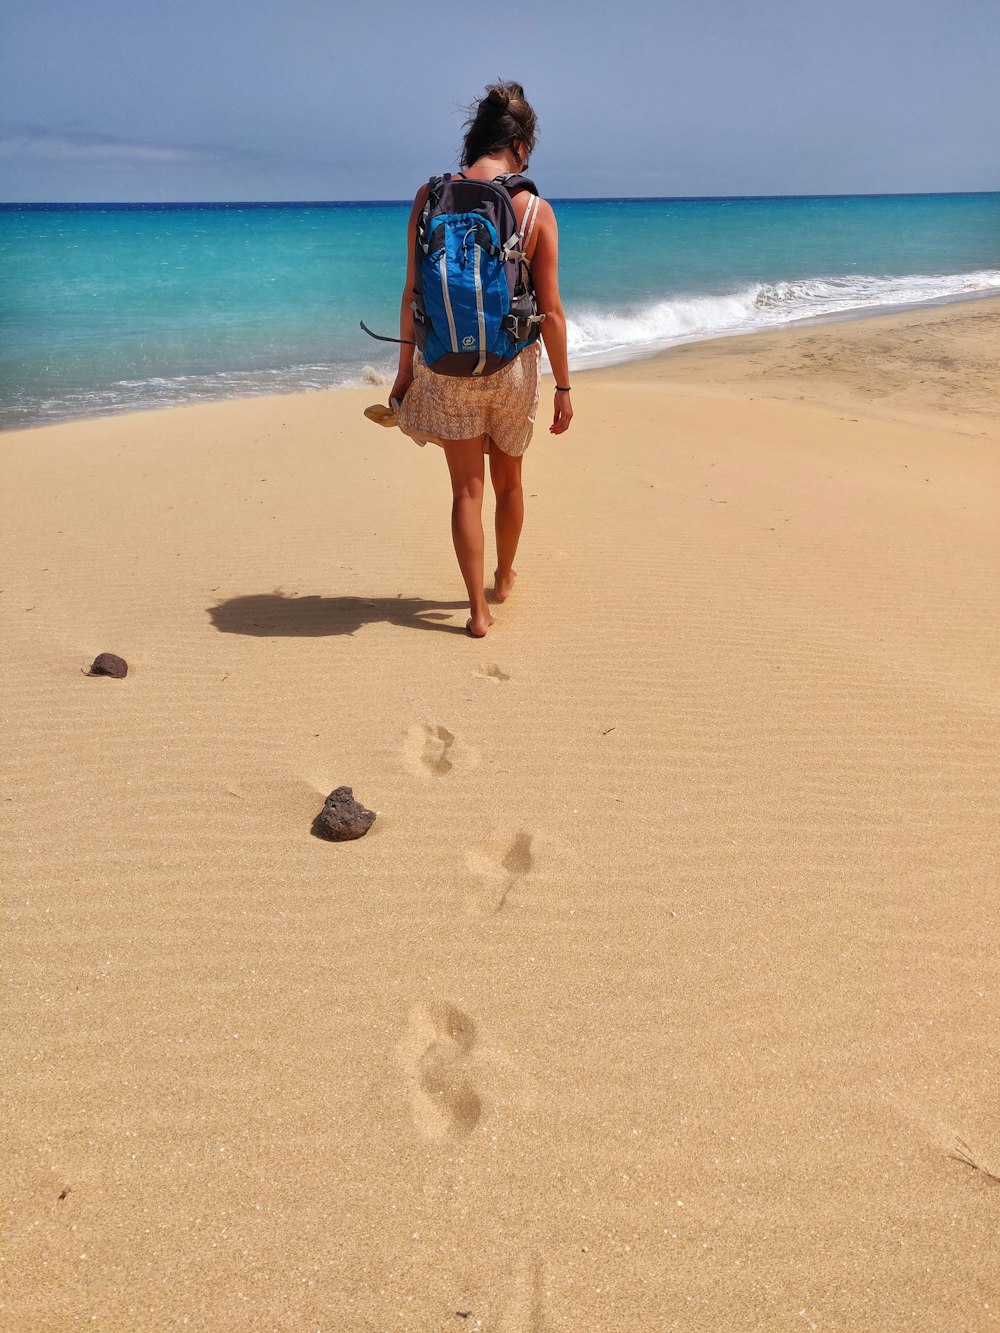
493, 568, 518, 603
466, 613, 495, 638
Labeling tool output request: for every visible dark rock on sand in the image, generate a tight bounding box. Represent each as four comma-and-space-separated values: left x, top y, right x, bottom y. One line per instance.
88, 652, 128, 678
314, 786, 376, 841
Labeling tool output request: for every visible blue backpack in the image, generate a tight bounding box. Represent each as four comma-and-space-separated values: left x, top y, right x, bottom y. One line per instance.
411, 173, 544, 376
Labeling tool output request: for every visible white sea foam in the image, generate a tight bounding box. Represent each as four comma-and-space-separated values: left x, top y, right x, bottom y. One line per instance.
563, 270, 1000, 369
1, 361, 396, 430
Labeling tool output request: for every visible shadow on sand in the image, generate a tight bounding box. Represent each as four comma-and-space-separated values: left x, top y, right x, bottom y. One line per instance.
206, 592, 470, 638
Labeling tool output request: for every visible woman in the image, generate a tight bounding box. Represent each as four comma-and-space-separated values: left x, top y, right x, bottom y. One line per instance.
390, 82, 573, 638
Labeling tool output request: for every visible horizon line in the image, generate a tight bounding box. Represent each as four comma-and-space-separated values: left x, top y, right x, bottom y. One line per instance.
2, 189, 999, 210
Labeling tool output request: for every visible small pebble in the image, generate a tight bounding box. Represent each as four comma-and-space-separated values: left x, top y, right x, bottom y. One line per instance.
88, 653, 128, 678
314, 786, 376, 841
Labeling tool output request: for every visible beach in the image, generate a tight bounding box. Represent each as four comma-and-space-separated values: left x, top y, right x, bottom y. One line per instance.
3, 298, 999, 1330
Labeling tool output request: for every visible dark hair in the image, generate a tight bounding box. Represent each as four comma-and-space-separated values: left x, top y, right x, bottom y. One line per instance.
460, 81, 538, 169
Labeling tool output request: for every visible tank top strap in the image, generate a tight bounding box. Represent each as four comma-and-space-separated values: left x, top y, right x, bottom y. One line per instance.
520, 191, 540, 259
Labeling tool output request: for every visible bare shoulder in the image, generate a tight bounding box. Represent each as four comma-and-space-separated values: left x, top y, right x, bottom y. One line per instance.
528, 197, 558, 255
533, 197, 557, 228
518, 193, 556, 228
512, 190, 556, 229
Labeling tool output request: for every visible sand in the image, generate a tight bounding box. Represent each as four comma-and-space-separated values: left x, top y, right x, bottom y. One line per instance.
2, 299, 999, 1331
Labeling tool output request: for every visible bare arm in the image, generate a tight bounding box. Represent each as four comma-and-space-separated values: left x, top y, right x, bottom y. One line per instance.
389, 185, 429, 405
529, 199, 573, 435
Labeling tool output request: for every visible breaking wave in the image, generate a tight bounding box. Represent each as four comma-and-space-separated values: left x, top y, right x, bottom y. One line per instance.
564, 270, 1000, 368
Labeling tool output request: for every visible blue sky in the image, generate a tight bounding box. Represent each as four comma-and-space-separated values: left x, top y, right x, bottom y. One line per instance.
1, 0, 997, 201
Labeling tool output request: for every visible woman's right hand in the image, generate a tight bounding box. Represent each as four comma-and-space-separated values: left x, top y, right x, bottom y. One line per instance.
389, 367, 413, 405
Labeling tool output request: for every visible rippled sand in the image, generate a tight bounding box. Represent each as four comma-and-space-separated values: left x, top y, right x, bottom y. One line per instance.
3, 299, 998, 1331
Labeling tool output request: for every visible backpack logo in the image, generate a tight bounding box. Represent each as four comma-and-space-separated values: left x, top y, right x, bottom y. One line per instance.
462, 335, 476, 349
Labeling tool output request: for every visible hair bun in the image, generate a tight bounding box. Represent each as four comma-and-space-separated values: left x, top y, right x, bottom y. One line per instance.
461, 81, 537, 169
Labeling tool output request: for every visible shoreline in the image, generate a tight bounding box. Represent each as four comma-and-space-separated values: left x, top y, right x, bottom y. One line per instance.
4, 288, 999, 436
593, 290, 1000, 432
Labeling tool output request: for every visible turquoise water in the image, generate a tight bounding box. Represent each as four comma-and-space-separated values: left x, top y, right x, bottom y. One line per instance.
2, 193, 999, 429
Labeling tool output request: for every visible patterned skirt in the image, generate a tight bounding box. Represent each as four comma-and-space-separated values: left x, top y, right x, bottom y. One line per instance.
396, 342, 541, 457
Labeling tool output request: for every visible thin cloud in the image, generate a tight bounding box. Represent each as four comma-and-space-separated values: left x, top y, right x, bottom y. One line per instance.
0, 124, 225, 164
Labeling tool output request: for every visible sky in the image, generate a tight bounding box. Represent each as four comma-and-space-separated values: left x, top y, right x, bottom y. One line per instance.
1, 0, 998, 202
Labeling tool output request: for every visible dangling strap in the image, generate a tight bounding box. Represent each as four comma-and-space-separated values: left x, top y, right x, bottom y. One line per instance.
360, 320, 415, 346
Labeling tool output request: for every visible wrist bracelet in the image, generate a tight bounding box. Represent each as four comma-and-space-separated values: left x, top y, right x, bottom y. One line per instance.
554, 385, 572, 392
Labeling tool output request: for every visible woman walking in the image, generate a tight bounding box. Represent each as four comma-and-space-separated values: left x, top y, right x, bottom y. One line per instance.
390, 82, 573, 637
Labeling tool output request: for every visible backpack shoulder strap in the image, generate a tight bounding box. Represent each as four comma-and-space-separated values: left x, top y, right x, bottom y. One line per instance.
494, 173, 539, 197
417, 177, 448, 254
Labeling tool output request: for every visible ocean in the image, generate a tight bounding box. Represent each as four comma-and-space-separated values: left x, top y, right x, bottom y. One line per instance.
2, 192, 998, 430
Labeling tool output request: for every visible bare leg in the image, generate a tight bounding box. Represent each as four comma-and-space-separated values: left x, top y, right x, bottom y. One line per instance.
442, 439, 493, 637
489, 443, 523, 603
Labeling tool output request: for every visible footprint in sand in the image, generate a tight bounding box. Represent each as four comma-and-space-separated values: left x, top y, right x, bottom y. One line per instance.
465, 830, 534, 917
496, 1253, 545, 1333
400, 1003, 483, 1139
403, 723, 478, 778
474, 662, 511, 683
